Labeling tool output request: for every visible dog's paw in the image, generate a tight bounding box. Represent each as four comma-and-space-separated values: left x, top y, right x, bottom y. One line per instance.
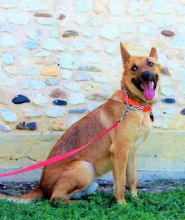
117, 199, 126, 205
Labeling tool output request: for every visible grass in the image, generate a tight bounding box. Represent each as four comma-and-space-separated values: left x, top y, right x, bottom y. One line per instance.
0, 189, 185, 220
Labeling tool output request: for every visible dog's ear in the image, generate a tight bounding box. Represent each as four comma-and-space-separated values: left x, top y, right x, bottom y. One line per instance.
120, 42, 131, 67
149, 47, 158, 59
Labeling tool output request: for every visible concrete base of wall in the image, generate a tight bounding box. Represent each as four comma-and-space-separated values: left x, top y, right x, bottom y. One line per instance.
0, 129, 185, 182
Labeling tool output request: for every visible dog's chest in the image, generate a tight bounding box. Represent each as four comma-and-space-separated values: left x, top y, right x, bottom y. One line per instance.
129, 111, 151, 157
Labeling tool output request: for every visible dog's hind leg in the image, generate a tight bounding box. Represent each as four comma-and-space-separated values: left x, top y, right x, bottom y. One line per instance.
126, 155, 137, 197
49, 161, 95, 202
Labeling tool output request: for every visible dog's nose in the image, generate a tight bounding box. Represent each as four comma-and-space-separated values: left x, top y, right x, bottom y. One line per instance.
141, 71, 154, 81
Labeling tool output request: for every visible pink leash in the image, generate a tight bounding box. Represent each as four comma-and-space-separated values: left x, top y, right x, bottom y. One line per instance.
0, 120, 119, 177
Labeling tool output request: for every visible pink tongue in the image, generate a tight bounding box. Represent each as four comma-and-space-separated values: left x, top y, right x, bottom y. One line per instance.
142, 81, 155, 101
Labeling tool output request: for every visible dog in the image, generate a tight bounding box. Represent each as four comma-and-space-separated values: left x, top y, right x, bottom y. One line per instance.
0, 43, 161, 204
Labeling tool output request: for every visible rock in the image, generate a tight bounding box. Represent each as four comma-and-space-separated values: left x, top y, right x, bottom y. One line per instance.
151, 0, 172, 14
16, 121, 37, 130
50, 89, 67, 99
59, 53, 78, 70
161, 67, 171, 76
87, 102, 101, 111
108, 0, 123, 16
70, 39, 85, 51
127, 0, 149, 15
35, 51, 50, 57
36, 18, 56, 25
0, 12, 6, 22
26, 122, 37, 130
53, 99, 67, 106
50, 27, 59, 38
78, 65, 101, 72
139, 25, 157, 36
170, 36, 185, 49
47, 106, 65, 117
92, 74, 107, 83
3, 66, 18, 75
161, 87, 175, 96
63, 82, 80, 92
58, 14, 66, 20
33, 93, 48, 106
0, 73, 16, 86
24, 40, 39, 50
0, 124, 11, 131
20, 59, 32, 67
69, 108, 87, 114
153, 118, 169, 129
26, 29, 41, 40
88, 93, 109, 100
43, 38, 66, 51
161, 30, 175, 37
8, 12, 30, 25
34, 12, 52, 17
0, 23, 13, 32
162, 98, 176, 104
90, 17, 103, 27
75, 0, 92, 12
18, 50, 29, 57
161, 106, 176, 118
23, 79, 46, 89
67, 116, 80, 127
22, 69, 37, 76
0, 0, 17, 8
23, 108, 42, 118
105, 44, 118, 54
62, 70, 73, 80
62, 30, 79, 38
74, 15, 89, 25
101, 84, 112, 93
0, 34, 19, 47
89, 43, 101, 52
100, 24, 120, 40
20, 0, 49, 11
82, 53, 101, 64
93, 1, 104, 14
42, 67, 59, 76
0, 108, 17, 122
2, 53, 14, 64
12, 95, 30, 104
180, 108, 185, 115
46, 78, 59, 86
0, 72, 16, 88
69, 93, 85, 105
82, 28, 93, 37
74, 72, 90, 81
49, 118, 65, 131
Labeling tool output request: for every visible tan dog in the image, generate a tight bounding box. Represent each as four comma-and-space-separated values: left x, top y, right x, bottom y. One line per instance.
1, 43, 161, 204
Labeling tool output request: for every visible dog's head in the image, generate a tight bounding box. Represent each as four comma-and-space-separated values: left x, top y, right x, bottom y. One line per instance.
120, 42, 161, 104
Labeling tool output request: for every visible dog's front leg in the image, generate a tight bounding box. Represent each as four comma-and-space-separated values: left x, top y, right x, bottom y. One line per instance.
126, 155, 137, 197
110, 144, 129, 205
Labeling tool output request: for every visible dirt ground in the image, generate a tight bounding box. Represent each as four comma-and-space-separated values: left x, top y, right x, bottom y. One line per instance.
1, 179, 185, 196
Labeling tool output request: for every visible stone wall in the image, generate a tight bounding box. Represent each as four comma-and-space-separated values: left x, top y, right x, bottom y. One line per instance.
0, 0, 185, 180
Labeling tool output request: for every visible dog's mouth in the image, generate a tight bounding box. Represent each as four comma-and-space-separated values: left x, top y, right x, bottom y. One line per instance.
132, 76, 157, 101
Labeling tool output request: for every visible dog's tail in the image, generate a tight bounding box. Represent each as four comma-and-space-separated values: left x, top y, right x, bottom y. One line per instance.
0, 185, 44, 204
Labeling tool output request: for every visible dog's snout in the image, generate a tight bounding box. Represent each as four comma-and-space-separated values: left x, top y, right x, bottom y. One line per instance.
141, 71, 154, 81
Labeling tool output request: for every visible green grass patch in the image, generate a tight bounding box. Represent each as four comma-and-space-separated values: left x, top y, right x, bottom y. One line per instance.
1, 189, 185, 220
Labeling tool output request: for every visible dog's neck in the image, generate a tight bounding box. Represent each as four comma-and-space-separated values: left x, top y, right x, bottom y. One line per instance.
121, 82, 152, 106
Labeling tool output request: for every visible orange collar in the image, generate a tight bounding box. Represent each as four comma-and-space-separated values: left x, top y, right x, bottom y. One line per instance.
119, 89, 152, 113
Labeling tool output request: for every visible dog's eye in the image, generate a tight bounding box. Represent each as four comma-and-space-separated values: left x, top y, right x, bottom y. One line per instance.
147, 60, 155, 67
131, 65, 138, 72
